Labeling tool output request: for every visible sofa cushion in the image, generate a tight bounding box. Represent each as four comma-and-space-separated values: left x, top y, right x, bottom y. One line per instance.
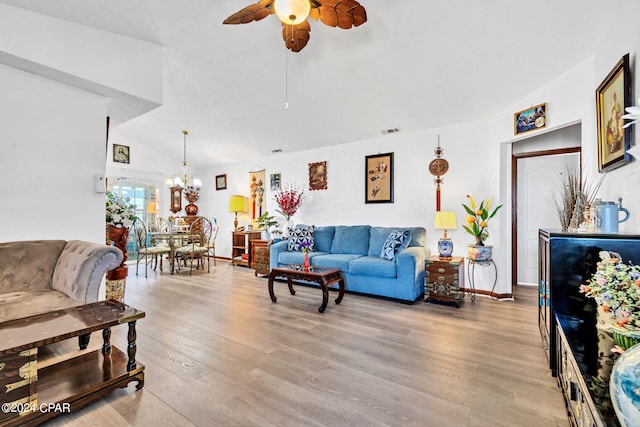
278, 251, 328, 266
380, 229, 412, 261
287, 225, 314, 251
349, 256, 397, 278
313, 226, 335, 253
330, 225, 370, 255
311, 253, 362, 271
0, 289, 82, 322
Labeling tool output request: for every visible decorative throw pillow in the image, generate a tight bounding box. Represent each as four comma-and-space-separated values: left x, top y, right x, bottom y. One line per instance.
380, 229, 412, 261
288, 225, 315, 252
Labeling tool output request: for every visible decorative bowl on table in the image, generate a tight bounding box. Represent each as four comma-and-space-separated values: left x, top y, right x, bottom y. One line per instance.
610, 343, 640, 427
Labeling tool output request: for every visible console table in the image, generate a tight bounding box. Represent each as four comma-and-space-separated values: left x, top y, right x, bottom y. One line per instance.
0, 300, 145, 426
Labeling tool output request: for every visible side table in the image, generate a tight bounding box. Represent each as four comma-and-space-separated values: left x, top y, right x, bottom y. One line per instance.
254, 243, 270, 276
424, 256, 465, 307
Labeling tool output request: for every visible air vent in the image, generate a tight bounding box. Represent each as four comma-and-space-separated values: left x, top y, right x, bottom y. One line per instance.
381, 128, 400, 135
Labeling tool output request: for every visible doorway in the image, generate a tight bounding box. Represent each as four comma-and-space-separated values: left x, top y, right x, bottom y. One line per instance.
512, 124, 582, 286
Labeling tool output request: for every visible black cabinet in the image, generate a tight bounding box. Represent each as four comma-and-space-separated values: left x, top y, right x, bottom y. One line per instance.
538, 229, 640, 426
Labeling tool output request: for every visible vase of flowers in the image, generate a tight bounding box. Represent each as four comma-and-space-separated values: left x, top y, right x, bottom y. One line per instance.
184, 185, 200, 216
105, 193, 137, 280
273, 183, 304, 238
301, 240, 311, 270
462, 195, 502, 262
580, 251, 640, 349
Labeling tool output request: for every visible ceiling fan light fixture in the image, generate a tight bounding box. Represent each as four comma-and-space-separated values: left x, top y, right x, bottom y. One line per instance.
274, 0, 311, 25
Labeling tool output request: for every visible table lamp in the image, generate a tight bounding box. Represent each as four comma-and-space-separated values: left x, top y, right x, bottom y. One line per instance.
228, 195, 246, 231
434, 211, 457, 259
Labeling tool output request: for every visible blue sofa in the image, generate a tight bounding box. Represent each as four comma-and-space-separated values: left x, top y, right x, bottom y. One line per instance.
269, 225, 430, 303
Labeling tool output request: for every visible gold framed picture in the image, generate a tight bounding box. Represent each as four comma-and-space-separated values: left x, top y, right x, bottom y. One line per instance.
308, 161, 327, 191
596, 53, 632, 172
514, 103, 547, 135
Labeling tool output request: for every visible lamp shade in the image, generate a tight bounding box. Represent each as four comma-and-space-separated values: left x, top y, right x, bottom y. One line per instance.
147, 201, 159, 214
228, 195, 246, 213
434, 211, 457, 230
274, 0, 311, 25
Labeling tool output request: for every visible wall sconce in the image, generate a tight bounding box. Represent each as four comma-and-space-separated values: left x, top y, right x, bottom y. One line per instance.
434, 211, 457, 259
228, 195, 246, 231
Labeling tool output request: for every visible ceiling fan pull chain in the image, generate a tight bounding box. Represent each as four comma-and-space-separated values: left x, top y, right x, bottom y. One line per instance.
284, 47, 289, 110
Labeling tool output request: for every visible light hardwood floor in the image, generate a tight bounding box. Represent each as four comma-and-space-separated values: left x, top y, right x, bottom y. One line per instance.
42, 260, 569, 427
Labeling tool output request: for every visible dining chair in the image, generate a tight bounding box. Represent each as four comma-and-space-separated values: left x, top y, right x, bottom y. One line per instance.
175, 216, 212, 275
132, 218, 172, 278
207, 217, 219, 266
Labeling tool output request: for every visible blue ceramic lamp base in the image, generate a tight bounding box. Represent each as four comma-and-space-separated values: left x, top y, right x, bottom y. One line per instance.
438, 238, 453, 259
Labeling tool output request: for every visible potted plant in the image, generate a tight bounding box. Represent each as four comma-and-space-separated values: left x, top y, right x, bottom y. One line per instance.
462, 195, 503, 262
256, 211, 278, 240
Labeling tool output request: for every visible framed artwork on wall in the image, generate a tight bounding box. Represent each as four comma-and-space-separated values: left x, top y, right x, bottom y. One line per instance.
514, 103, 547, 135
249, 170, 266, 228
216, 174, 227, 190
596, 53, 632, 172
365, 152, 394, 203
308, 161, 327, 190
270, 173, 281, 191
113, 144, 130, 164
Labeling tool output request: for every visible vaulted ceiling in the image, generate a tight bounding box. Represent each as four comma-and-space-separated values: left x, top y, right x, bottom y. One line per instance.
1, 0, 609, 167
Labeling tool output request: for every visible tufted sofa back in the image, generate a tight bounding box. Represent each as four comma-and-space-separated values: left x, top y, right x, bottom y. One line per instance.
0, 240, 123, 303
0, 240, 67, 294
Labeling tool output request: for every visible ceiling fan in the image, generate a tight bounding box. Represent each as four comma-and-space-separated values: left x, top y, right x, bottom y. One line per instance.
223, 0, 367, 52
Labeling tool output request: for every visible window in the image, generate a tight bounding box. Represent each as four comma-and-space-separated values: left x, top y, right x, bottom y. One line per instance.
107, 179, 160, 254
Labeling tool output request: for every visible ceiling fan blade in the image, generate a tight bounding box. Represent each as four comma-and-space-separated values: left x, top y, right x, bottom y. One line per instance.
223, 0, 274, 25
282, 21, 311, 52
317, 0, 367, 29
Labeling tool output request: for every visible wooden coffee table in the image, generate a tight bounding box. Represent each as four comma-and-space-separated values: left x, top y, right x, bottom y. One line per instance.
268, 265, 345, 313
0, 300, 145, 426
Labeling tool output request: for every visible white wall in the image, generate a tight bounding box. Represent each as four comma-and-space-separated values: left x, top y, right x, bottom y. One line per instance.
0, 64, 108, 242
199, 120, 506, 293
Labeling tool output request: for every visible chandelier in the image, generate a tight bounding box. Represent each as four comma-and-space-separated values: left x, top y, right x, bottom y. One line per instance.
167, 130, 202, 192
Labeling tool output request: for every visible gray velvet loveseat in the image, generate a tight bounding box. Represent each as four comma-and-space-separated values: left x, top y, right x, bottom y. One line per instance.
270, 225, 430, 303
0, 240, 123, 322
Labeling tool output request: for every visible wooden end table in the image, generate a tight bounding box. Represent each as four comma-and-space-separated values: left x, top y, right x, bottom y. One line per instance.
425, 256, 465, 307
268, 265, 345, 313
0, 300, 145, 426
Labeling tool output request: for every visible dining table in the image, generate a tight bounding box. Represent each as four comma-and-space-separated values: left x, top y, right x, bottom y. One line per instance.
147, 229, 191, 274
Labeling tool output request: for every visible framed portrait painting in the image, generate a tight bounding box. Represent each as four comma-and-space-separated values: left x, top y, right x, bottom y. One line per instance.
596, 53, 632, 172
215, 174, 227, 190
308, 161, 327, 190
113, 144, 130, 164
365, 152, 393, 203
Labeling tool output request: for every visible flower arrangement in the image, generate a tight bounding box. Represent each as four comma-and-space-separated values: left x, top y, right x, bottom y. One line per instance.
580, 251, 640, 332
106, 193, 137, 228
462, 195, 503, 246
184, 185, 200, 203
273, 183, 304, 220
300, 241, 312, 252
